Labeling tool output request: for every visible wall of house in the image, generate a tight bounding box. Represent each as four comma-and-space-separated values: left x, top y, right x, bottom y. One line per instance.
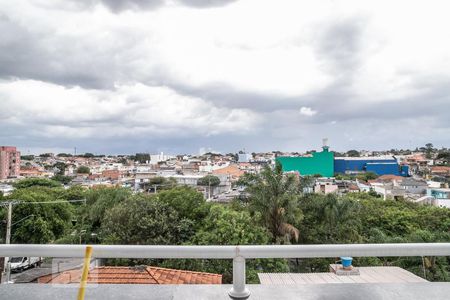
334, 157, 408, 176
366, 163, 400, 176
276, 147, 334, 177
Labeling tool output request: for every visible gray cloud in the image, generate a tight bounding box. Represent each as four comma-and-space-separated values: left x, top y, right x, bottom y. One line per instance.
177, 0, 238, 8
1, 1, 449, 154
0, 13, 151, 89
0, 13, 307, 113
89, 0, 164, 11
314, 17, 367, 74
74, 0, 237, 12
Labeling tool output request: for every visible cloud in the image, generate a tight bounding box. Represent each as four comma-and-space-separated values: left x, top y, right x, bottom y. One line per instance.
299, 107, 317, 117
73, 0, 238, 12
178, 0, 238, 8
1, 0, 450, 153
0, 79, 262, 140
314, 17, 368, 74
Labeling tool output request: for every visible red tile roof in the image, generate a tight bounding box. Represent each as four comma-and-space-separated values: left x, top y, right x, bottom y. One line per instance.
212, 165, 245, 179
37, 266, 222, 285
431, 166, 450, 174
348, 184, 360, 191
376, 175, 404, 181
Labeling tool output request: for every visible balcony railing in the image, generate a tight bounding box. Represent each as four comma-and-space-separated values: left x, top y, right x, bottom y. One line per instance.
1, 243, 450, 299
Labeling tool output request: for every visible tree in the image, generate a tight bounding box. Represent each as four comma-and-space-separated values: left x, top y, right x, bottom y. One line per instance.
147, 177, 177, 192
77, 166, 90, 174
197, 175, 221, 199
157, 187, 209, 223
239, 162, 302, 243
356, 172, 378, 181
321, 194, 362, 243
436, 151, 450, 162
80, 187, 131, 232
20, 155, 35, 161
52, 175, 73, 185
100, 195, 194, 245
1, 187, 73, 243
425, 143, 434, 159
149, 176, 166, 185
53, 162, 67, 175
299, 194, 362, 245
134, 153, 150, 164
13, 178, 61, 189
118, 157, 128, 165
226, 153, 239, 161
197, 175, 221, 187
347, 150, 360, 157
161, 205, 289, 283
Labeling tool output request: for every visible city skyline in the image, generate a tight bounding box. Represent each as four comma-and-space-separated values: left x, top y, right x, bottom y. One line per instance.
1, 0, 450, 154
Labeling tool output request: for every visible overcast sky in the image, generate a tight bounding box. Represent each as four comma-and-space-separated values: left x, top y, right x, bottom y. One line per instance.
1, 0, 449, 155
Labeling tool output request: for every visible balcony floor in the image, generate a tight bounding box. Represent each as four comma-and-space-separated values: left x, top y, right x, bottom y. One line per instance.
1, 282, 450, 300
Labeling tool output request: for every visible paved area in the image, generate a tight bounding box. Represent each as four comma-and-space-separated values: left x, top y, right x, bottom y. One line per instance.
11, 258, 84, 283
1, 283, 450, 300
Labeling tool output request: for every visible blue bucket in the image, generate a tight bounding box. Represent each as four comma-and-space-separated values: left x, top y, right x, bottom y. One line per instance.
340, 256, 353, 268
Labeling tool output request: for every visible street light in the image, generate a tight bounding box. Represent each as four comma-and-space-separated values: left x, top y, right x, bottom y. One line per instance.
91, 233, 98, 244
71, 230, 87, 244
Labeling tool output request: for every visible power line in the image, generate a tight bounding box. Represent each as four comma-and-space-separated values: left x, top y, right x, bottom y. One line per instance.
1, 198, 86, 282
0, 199, 86, 207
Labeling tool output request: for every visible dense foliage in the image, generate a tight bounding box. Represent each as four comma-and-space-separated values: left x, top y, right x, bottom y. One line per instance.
2, 173, 450, 282
101, 195, 195, 245
76, 166, 90, 174
197, 175, 221, 187
238, 163, 302, 243
13, 178, 62, 189
0, 184, 74, 244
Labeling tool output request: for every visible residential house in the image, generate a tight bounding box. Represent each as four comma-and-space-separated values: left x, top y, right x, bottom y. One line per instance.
399, 178, 428, 195
314, 178, 338, 194
427, 188, 450, 208
430, 166, 450, 177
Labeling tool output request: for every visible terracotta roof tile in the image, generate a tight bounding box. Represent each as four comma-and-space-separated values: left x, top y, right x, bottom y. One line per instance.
376, 175, 404, 181
38, 266, 222, 285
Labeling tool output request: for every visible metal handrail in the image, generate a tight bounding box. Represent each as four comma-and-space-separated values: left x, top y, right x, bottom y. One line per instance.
1, 243, 450, 299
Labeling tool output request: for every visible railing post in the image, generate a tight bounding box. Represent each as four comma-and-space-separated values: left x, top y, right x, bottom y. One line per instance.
228, 256, 250, 299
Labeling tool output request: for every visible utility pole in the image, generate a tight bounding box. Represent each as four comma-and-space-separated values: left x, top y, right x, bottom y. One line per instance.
208, 178, 211, 200
1, 202, 12, 283
1, 199, 86, 283
5, 202, 12, 245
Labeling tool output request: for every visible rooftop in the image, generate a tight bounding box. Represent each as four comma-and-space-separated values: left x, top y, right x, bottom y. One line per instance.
38, 266, 222, 285
258, 266, 427, 285
334, 156, 396, 161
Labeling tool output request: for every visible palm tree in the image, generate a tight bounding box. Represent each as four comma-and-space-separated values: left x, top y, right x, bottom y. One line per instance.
239, 162, 302, 244
321, 194, 361, 243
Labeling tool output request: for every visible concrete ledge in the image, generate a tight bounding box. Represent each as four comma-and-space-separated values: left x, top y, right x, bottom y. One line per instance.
1, 283, 450, 300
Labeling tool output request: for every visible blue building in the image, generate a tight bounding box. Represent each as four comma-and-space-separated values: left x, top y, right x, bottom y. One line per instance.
334, 157, 409, 176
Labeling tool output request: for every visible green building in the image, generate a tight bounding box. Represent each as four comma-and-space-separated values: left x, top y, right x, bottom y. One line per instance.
276, 146, 334, 177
